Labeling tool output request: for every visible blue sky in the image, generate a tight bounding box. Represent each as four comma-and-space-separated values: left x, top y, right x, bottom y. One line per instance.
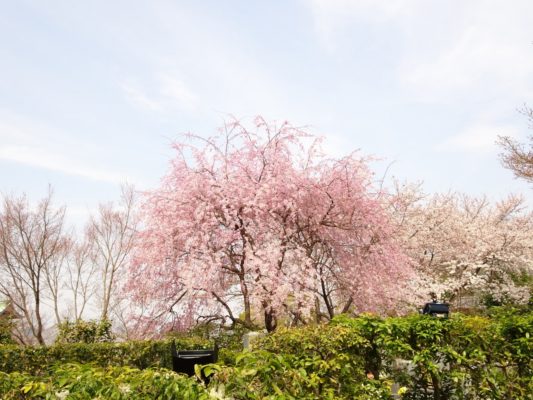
1, 0, 532, 226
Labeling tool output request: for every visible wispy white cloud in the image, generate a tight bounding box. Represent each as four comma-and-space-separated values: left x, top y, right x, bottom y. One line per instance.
307, 0, 533, 101
398, 9, 533, 101
120, 72, 199, 113
115, 2, 304, 125
0, 110, 137, 184
0, 145, 125, 183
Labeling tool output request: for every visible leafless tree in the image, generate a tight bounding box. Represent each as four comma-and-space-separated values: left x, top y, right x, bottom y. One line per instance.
498, 107, 533, 183
0, 190, 67, 345
64, 238, 96, 320
88, 185, 138, 321
43, 241, 68, 326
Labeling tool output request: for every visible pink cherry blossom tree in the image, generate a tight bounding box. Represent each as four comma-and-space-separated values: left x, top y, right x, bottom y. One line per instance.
127, 117, 412, 333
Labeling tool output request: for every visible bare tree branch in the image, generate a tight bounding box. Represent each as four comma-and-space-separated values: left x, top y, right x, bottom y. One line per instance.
0, 189, 67, 344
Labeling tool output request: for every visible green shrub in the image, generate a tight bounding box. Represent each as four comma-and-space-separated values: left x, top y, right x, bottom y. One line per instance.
55, 319, 114, 344
167, 322, 247, 366
0, 337, 211, 375
0, 363, 210, 399
332, 312, 533, 400
0, 318, 15, 345
242, 311, 532, 399
1, 310, 531, 399
209, 350, 394, 400
169, 322, 248, 352
210, 323, 395, 399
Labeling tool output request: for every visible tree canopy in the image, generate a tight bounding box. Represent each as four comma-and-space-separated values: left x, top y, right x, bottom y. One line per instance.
128, 118, 412, 333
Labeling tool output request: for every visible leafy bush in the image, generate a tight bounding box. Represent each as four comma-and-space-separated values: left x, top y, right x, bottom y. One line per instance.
0, 337, 211, 375
223, 311, 532, 400
330, 312, 533, 400
206, 350, 392, 400
55, 319, 114, 344
167, 322, 247, 366
209, 323, 395, 399
0, 363, 210, 399
0, 318, 15, 345
1, 310, 531, 399
209, 349, 394, 400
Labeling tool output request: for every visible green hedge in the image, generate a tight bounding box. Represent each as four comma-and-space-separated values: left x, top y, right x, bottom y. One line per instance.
209, 323, 397, 399
209, 310, 531, 399
0, 337, 210, 375
0, 363, 209, 400
327, 312, 533, 400
1, 310, 531, 399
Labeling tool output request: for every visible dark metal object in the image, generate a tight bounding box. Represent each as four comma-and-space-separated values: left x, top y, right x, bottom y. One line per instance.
171, 341, 218, 378
422, 302, 450, 318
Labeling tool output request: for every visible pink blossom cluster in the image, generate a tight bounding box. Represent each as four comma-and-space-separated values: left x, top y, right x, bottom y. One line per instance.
127, 118, 412, 332
391, 184, 533, 305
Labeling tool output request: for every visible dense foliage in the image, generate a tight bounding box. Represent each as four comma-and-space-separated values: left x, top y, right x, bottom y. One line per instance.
211, 324, 393, 399
0, 318, 15, 345
55, 319, 114, 344
0, 337, 210, 375
209, 311, 532, 399
0, 310, 531, 399
0, 364, 209, 400
330, 311, 532, 399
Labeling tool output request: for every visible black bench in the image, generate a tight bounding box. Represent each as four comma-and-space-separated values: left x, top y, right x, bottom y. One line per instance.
171, 341, 218, 378
422, 302, 450, 318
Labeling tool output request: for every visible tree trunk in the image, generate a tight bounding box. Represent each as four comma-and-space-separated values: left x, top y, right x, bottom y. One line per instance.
264, 307, 277, 332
